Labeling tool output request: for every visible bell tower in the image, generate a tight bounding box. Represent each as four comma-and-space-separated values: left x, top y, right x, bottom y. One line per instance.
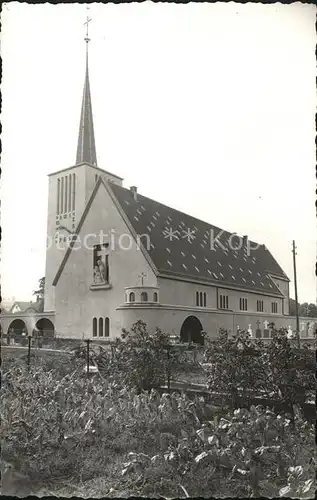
44, 14, 122, 312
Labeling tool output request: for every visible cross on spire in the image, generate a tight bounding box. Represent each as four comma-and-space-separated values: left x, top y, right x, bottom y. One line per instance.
75, 8, 97, 167
84, 15, 92, 43
138, 272, 147, 286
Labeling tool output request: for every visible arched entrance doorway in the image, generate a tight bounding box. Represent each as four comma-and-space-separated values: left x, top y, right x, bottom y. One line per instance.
8, 319, 28, 335
35, 318, 55, 338
7, 319, 28, 345
180, 316, 204, 345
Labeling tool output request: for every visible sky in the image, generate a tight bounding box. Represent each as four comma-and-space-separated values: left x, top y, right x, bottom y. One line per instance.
1, 2, 316, 304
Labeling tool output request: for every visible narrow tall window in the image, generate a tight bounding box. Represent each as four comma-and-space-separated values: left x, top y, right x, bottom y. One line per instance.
257, 300, 264, 312
240, 298, 248, 311
68, 174, 72, 212
61, 177, 64, 214
64, 176, 68, 213
141, 292, 148, 302
129, 292, 135, 302
99, 317, 103, 336
199, 292, 203, 307
203, 292, 206, 307
271, 302, 278, 313
153, 292, 158, 302
104, 317, 110, 337
219, 294, 229, 309
196, 291, 199, 306
57, 178, 60, 214
92, 317, 97, 337
72, 173, 76, 211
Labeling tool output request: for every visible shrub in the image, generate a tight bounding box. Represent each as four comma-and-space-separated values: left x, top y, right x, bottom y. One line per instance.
204, 328, 316, 421
96, 320, 171, 391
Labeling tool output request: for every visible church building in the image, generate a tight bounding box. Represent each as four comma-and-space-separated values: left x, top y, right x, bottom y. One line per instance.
2, 28, 316, 343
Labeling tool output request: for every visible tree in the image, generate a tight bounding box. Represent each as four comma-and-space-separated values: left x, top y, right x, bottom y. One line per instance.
32, 277, 45, 312
300, 303, 317, 318
290, 299, 317, 318
289, 298, 300, 316
33, 277, 45, 301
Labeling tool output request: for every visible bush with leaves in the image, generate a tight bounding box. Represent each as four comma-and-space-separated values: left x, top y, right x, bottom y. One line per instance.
95, 320, 171, 392
204, 328, 315, 418
262, 327, 315, 406
204, 328, 267, 406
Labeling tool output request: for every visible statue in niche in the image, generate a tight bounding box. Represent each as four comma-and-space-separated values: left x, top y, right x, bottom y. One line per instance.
97, 258, 106, 283
93, 243, 109, 285
93, 266, 103, 284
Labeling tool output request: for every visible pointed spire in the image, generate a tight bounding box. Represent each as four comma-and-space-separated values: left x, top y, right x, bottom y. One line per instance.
76, 15, 97, 166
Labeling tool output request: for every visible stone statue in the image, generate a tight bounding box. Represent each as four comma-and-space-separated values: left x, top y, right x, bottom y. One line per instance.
97, 259, 106, 283
93, 265, 102, 284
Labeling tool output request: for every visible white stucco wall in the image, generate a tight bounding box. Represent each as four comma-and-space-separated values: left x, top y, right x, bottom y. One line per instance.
157, 277, 217, 308
44, 164, 122, 312
54, 181, 157, 339
118, 305, 317, 339
157, 276, 284, 316
269, 276, 290, 315
216, 286, 283, 315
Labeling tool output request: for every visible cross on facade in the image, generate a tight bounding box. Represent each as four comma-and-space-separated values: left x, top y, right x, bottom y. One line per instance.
138, 272, 147, 286
263, 320, 269, 330
256, 320, 261, 329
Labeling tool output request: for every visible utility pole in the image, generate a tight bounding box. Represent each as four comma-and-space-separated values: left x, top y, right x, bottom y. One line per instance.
292, 240, 300, 348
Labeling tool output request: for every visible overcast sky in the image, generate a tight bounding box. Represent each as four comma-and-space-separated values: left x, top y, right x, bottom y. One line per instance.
1, 2, 316, 304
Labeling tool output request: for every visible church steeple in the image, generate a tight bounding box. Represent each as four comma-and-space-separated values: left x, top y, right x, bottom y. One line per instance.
76, 15, 97, 166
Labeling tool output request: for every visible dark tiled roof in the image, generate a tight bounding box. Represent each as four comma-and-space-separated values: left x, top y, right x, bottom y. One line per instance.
109, 184, 288, 297
9, 301, 42, 313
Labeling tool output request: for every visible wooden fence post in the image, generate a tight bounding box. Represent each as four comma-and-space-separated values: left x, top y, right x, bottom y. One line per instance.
27, 335, 32, 371
86, 339, 90, 376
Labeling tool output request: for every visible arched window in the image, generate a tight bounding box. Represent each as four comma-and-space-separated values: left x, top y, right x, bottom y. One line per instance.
99, 317, 103, 336
105, 317, 110, 337
141, 292, 148, 302
153, 292, 158, 302
129, 292, 135, 302
93, 317, 97, 337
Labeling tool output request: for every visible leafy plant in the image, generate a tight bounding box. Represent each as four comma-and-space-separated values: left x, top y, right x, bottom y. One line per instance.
96, 320, 171, 392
